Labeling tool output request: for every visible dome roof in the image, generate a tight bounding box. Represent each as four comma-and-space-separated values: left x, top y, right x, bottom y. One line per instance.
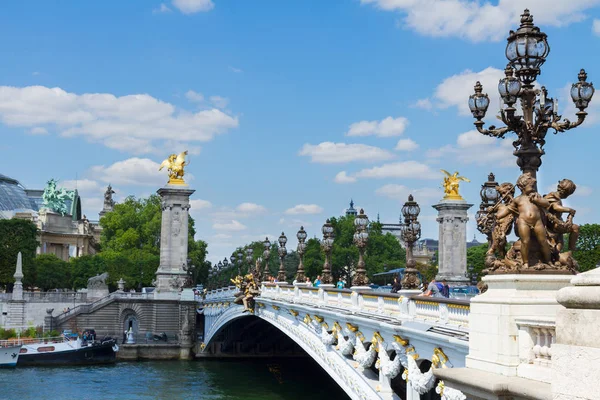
0, 174, 38, 212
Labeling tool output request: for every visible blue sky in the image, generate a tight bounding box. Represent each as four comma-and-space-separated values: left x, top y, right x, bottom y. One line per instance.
1, 0, 599, 264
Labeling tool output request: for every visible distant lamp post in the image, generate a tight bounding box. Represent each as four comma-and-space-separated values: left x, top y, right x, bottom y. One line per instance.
475, 172, 500, 245
295, 226, 308, 284
237, 251, 243, 275
246, 248, 254, 273
262, 237, 271, 281
469, 9, 594, 181
400, 195, 422, 290
352, 209, 370, 288
321, 219, 335, 285
277, 232, 288, 282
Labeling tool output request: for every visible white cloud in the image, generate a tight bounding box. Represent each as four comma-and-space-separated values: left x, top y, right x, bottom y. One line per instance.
346, 116, 409, 137
29, 127, 48, 135
212, 220, 247, 231
236, 202, 267, 214
61, 178, 105, 219
172, 0, 214, 14
190, 199, 212, 210
361, 0, 600, 42
299, 142, 394, 164
434, 67, 504, 117
153, 3, 172, 13
212, 233, 232, 240
209, 96, 229, 109
284, 204, 324, 215
376, 184, 441, 201
354, 161, 438, 179
0, 86, 238, 154
185, 90, 204, 103
334, 171, 357, 184
426, 129, 514, 166
90, 158, 167, 186
62, 178, 102, 193
413, 98, 432, 110
228, 66, 243, 73
594, 19, 600, 35
395, 138, 418, 151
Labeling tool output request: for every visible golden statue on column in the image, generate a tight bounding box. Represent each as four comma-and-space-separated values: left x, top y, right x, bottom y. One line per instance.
441, 170, 470, 200
159, 151, 189, 185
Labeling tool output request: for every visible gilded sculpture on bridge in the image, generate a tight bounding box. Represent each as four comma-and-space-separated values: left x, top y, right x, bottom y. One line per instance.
484, 172, 579, 273
159, 150, 189, 185
441, 170, 470, 200
231, 273, 260, 313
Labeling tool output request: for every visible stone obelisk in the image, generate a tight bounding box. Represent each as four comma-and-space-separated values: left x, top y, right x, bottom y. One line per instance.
13, 252, 24, 301
155, 151, 195, 298
433, 171, 473, 286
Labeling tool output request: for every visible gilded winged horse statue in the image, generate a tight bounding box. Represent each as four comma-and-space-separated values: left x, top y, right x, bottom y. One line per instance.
440, 169, 470, 200
159, 151, 189, 185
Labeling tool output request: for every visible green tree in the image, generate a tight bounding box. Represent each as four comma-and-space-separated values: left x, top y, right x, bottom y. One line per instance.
302, 238, 323, 280
34, 254, 71, 290
0, 219, 38, 289
467, 243, 488, 281
70, 255, 107, 289
574, 224, 600, 272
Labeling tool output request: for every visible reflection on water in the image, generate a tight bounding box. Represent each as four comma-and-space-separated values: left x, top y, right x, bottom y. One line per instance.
1, 358, 350, 400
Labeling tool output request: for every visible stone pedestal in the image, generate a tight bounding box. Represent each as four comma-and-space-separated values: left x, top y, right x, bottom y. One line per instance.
552, 268, 600, 400
432, 200, 472, 285
155, 185, 195, 297
466, 274, 572, 377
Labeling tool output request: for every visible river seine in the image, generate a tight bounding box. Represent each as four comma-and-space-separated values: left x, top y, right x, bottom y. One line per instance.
2, 358, 349, 400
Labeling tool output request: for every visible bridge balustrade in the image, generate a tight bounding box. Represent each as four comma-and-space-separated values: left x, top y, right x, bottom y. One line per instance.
514, 316, 556, 383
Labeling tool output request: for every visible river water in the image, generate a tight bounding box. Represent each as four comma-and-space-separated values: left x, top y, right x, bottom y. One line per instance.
2, 358, 350, 400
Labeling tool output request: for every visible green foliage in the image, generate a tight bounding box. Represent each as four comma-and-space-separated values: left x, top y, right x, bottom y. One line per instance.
467, 244, 488, 281
0, 328, 16, 340
44, 330, 60, 338
70, 255, 108, 290
34, 254, 71, 291
0, 219, 38, 289
574, 224, 600, 272
302, 238, 323, 280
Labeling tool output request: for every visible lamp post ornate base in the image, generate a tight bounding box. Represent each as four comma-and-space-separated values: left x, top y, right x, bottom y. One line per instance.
433, 199, 472, 286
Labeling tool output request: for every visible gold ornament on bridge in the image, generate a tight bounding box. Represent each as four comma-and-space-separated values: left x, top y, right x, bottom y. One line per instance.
159, 150, 190, 185
441, 169, 470, 200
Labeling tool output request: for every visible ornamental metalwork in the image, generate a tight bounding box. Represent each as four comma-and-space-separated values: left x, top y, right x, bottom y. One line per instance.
277, 232, 288, 282
400, 195, 422, 289
468, 9, 594, 180
295, 226, 308, 283
321, 219, 335, 285
475, 173, 499, 244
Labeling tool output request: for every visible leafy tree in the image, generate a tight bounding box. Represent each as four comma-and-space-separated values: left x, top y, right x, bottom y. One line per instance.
0, 219, 38, 289
467, 244, 488, 281
70, 255, 107, 289
302, 238, 323, 280
574, 224, 600, 272
34, 254, 70, 290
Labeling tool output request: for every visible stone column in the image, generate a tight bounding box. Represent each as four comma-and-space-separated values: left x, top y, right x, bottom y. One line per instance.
13, 252, 24, 301
155, 186, 195, 297
432, 200, 472, 286
552, 269, 600, 400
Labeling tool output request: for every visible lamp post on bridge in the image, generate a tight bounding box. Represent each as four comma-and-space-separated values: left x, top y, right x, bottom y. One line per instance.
262, 237, 271, 282
352, 209, 370, 288
475, 173, 500, 246
321, 219, 335, 286
295, 226, 307, 284
246, 247, 254, 275
468, 9, 594, 184
277, 232, 288, 283
222, 257, 229, 287
400, 195, 422, 290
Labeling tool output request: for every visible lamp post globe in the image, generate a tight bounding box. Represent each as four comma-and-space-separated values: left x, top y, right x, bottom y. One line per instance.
476, 173, 499, 245
400, 195, 422, 290
261, 237, 271, 282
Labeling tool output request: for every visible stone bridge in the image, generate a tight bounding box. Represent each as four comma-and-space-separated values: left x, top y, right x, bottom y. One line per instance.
199, 284, 472, 400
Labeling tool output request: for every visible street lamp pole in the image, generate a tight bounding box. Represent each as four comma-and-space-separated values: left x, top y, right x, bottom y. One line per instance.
262, 237, 271, 282
321, 219, 335, 285
295, 226, 307, 284
475, 173, 500, 246
277, 232, 288, 283
400, 195, 422, 290
352, 209, 370, 288
469, 9, 594, 184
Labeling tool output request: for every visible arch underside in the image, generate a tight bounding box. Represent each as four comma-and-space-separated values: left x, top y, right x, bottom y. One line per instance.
204, 306, 381, 400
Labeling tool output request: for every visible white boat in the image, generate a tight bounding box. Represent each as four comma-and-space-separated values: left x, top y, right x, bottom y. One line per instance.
0, 344, 21, 367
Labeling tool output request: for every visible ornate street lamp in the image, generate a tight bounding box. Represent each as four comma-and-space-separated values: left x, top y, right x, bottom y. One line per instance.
469, 9, 594, 181
237, 251, 243, 275
400, 195, 422, 290
295, 226, 308, 283
352, 209, 369, 287
277, 232, 288, 282
475, 173, 499, 245
321, 219, 335, 285
230, 254, 237, 276
262, 237, 271, 282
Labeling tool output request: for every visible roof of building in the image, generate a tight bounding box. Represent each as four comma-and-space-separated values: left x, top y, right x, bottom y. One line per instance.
0, 173, 38, 213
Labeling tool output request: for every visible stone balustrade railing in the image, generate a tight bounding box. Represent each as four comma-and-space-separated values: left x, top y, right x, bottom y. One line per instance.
515, 317, 556, 383
202, 283, 471, 329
